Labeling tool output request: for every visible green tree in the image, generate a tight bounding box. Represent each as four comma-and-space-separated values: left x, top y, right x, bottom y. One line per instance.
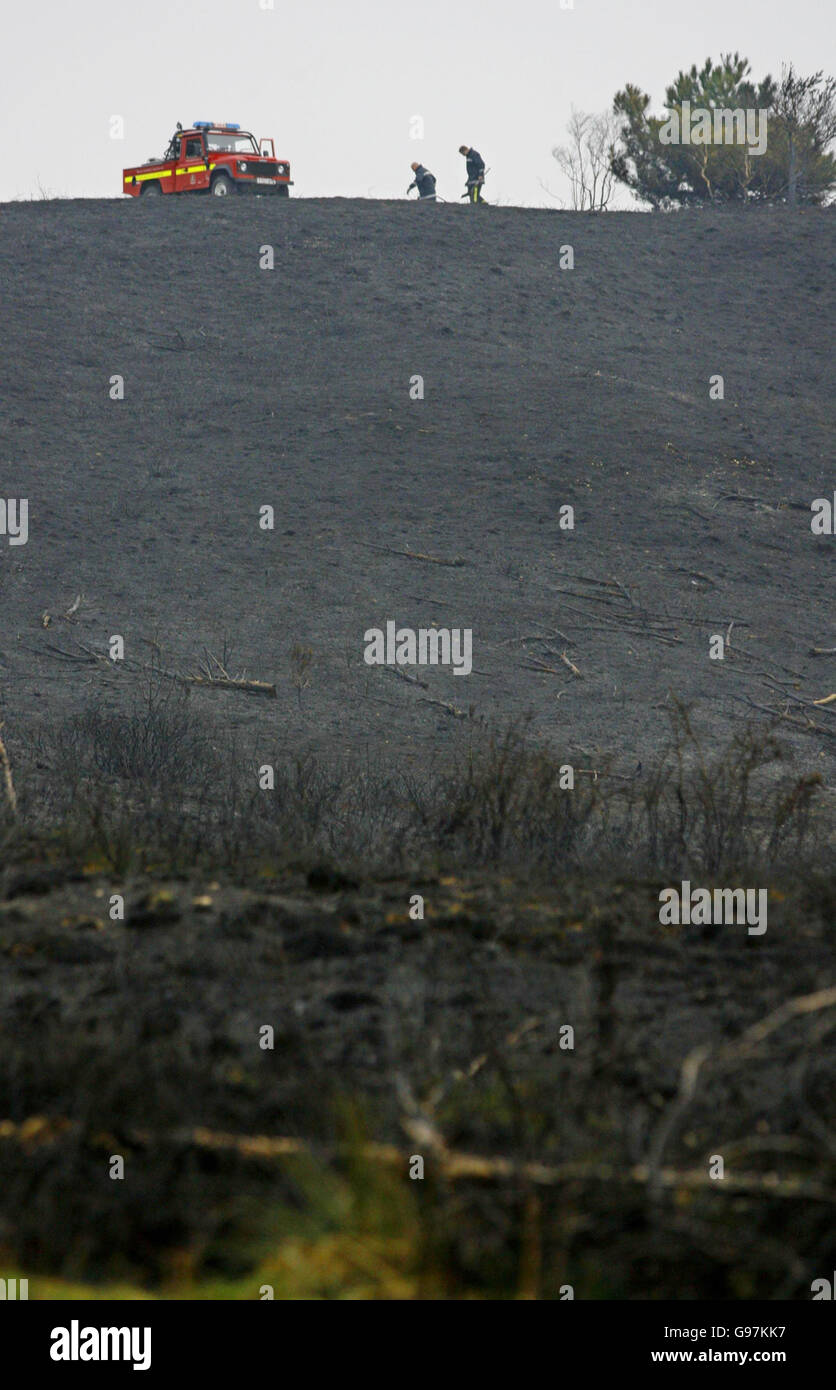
611, 54, 836, 207
772, 64, 836, 206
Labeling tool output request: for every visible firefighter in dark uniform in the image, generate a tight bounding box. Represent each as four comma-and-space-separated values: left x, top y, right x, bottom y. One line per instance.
459, 144, 486, 202
165, 122, 184, 162
407, 162, 437, 200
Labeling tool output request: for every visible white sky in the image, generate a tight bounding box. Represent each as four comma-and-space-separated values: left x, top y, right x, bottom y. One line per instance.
1, 0, 833, 205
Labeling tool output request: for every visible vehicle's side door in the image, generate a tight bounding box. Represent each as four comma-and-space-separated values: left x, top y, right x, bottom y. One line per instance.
175, 135, 210, 193
155, 134, 179, 192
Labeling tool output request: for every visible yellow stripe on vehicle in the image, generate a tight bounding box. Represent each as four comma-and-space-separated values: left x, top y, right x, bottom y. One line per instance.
126, 164, 212, 183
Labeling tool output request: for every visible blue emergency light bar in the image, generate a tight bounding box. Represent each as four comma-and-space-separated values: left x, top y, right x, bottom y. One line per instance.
192, 120, 240, 129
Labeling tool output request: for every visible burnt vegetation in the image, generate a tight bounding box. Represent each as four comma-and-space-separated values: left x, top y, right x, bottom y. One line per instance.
8, 685, 826, 880
0, 700, 833, 1299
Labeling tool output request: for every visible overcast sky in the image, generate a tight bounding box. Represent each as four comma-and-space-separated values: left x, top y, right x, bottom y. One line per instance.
1, 0, 833, 205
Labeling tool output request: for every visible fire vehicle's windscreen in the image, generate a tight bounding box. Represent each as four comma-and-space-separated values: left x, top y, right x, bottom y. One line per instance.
206, 133, 259, 154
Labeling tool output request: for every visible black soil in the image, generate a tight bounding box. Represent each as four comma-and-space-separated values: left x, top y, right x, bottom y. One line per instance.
1, 198, 834, 777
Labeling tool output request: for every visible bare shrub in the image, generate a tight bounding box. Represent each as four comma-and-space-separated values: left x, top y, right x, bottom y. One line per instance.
22, 699, 825, 881
47, 678, 215, 788
617, 701, 824, 876
552, 108, 620, 211
420, 720, 602, 868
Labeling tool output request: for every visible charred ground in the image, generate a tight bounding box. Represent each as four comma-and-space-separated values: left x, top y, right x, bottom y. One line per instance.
0, 198, 833, 1298
0, 197, 834, 777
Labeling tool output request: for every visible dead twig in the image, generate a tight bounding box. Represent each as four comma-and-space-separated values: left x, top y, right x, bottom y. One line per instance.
383, 666, 429, 689
522, 657, 563, 676
729, 694, 836, 742
712, 491, 767, 511
669, 566, 717, 589
0, 724, 17, 819
552, 586, 622, 610
524, 653, 582, 683
76, 642, 111, 664
417, 1016, 551, 1117
37, 641, 101, 665
2, 1118, 831, 1201
576, 766, 640, 782
186, 675, 277, 698
498, 628, 574, 647
646, 987, 836, 1197
40, 593, 83, 630
198, 648, 232, 682
559, 650, 583, 679
418, 695, 469, 719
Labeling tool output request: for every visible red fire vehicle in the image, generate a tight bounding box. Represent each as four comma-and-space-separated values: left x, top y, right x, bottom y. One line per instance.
123, 121, 292, 197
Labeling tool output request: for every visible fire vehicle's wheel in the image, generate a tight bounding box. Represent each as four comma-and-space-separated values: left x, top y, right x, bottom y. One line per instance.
211, 174, 236, 197
277, 185, 289, 198
141, 182, 162, 196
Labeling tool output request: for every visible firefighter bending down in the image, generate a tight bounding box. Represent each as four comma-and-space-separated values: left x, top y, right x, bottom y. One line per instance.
459, 144, 486, 202
407, 162, 438, 200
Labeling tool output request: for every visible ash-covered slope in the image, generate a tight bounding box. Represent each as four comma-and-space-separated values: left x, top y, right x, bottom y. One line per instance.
0, 197, 833, 780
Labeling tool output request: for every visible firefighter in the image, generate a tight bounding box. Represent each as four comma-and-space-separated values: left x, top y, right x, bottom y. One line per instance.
407, 162, 437, 200
459, 144, 486, 202
163, 122, 184, 162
